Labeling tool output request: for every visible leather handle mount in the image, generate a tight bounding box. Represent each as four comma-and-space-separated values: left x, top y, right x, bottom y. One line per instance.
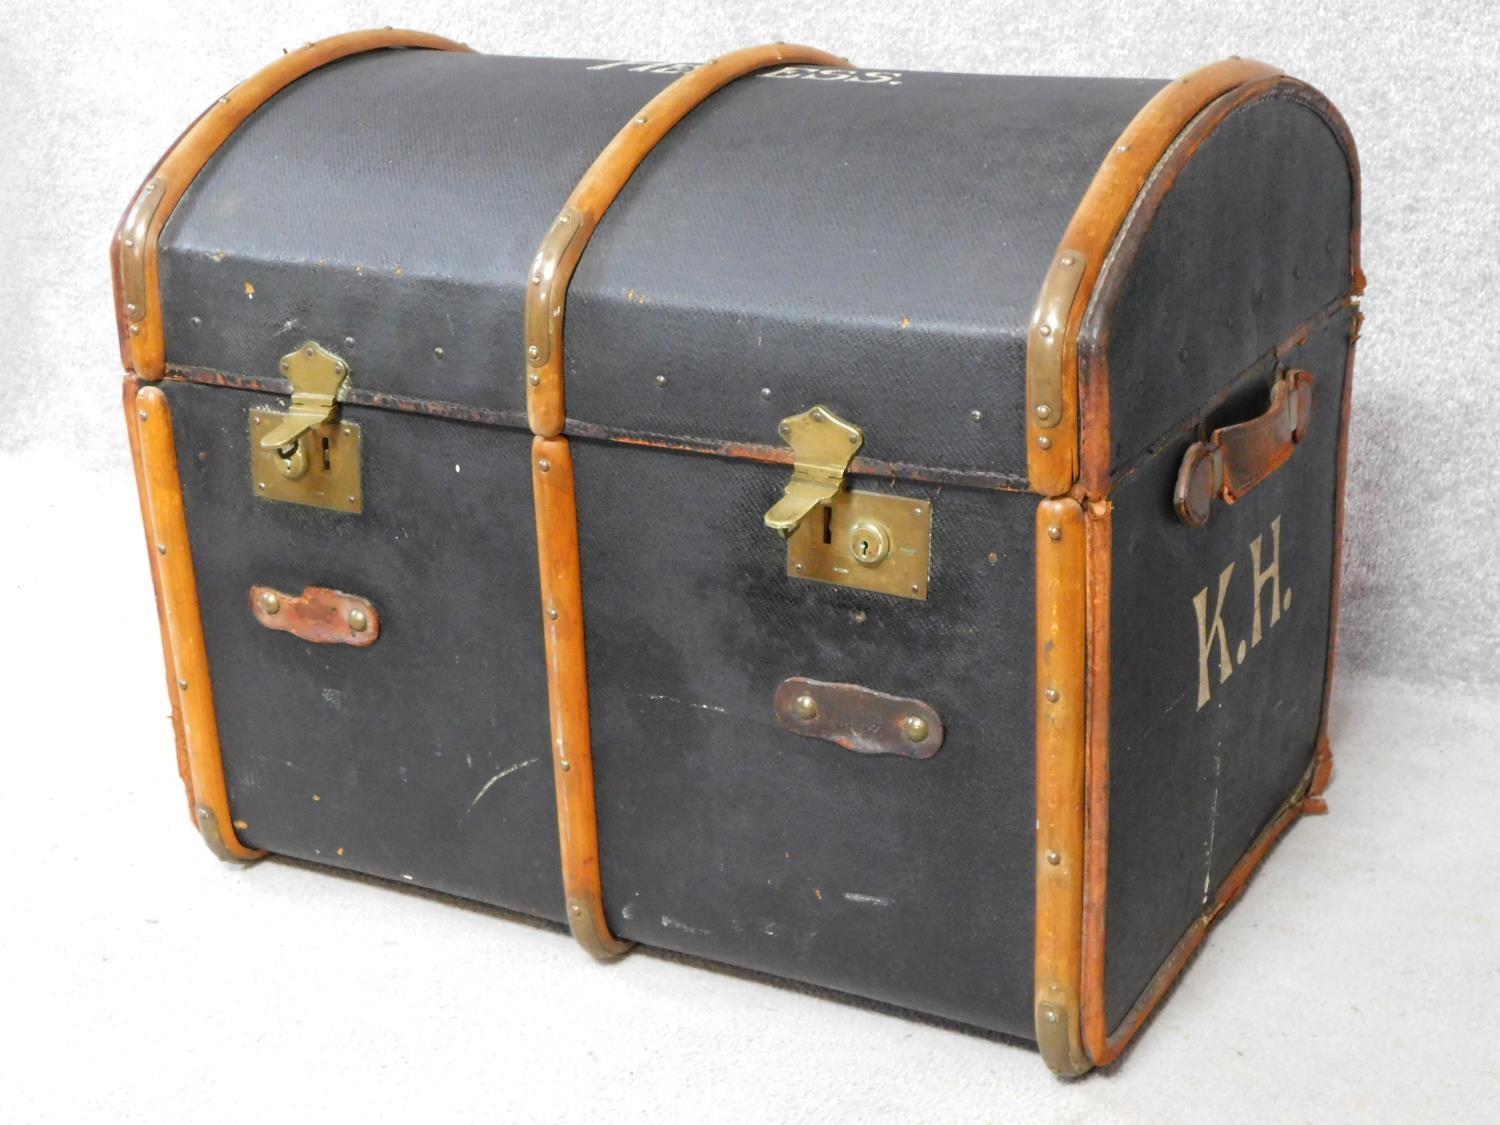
1174, 368, 1313, 527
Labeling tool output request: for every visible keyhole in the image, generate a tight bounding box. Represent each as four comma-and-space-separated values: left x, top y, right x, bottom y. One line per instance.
822, 505, 833, 545
321, 435, 331, 471
855, 535, 872, 559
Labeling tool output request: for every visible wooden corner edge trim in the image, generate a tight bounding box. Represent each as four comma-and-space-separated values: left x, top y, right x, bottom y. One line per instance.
127, 381, 264, 862
1034, 497, 1091, 1076
1026, 57, 1283, 497
531, 436, 632, 959
523, 41, 849, 437
110, 28, 471, 379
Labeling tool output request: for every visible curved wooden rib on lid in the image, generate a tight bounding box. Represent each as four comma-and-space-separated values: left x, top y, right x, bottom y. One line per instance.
110, 29, 471, 382
1029, 57, 1295, 1077
113, 30, 469, 860
523, 43, 850, 958
522, 42, 850, 437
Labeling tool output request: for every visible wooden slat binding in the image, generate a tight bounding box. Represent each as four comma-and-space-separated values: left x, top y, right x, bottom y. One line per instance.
525, 43, 849, 959
523, 42, 849, 437
110, 29, 470, 380
127, 383, 263, 861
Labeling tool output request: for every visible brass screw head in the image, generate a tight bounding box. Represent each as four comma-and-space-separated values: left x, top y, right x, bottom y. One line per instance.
902, 715, 930, 743
347, 608, 369, 633
792, 694, 819, 721
1035, 404, 1052, 420
527, 344, 541, 361
259, 591, 281, 615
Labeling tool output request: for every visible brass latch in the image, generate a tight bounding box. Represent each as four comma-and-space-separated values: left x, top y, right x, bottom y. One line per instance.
763, 405, 864, 535
765, 406, 932, 600
250, 341, 362, 513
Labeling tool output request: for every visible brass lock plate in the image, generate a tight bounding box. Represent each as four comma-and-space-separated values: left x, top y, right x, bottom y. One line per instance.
786, 490, 931, 600
249, 411, 362, 513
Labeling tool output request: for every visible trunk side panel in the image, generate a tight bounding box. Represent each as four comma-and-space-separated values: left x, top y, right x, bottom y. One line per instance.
167, 382, 565, 921
572, 440, 1038, 1037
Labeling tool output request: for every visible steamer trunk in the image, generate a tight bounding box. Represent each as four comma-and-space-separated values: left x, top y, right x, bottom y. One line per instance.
113, 34, 1361, 1074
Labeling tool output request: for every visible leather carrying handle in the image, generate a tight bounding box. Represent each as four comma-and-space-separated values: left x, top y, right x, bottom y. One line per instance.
1174, 368, 1313, 527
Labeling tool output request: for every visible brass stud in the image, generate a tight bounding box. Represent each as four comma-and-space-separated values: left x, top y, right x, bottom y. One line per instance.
304, 346, 314, 356
528, 372, 541, 386
1047, 525, 1062, 541
547, 607, 558, 620
760, 387, 772, 399
633, 115, 648, 125
1061, 253, 1077, 266
902, 715, 930, 743
810, 408, 824, 422
347, 608, 369, 633
125, 302, 138, 316
570, 903, 583, 917
280, 360, 290, 373
259, 591, 281, 615
137, 410, 148, 421
526, 344, 541, 361
177, 679, 189, 690
1045, 688, 1060, 703
344, 336, 355, 347
538, 458, 551, 472
1046, 850, 1061, 866
791, 694, 819, 720
1038, 435, 1053, 451
156, 543, 167, 555
560, 759, 571, 772
654, 375, 667, 387
433, 346, 444, 359
129, 325, 140, 336
969, 409, 983, 422
1038, 324, 1052, 338
1035, 404, 1053, 420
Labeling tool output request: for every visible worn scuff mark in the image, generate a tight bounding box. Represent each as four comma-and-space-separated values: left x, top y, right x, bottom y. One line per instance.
1202, 749, 1224, 903
842, 892, 892, 907
274, 317, 302, 336
661, 914, 711, 936
208, 249, 228, 263
464, 757, 540, 816
641, 692, 727, 715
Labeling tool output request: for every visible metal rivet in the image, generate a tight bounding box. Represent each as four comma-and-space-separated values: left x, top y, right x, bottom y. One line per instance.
122, 237, 134, 249
304, 346, 314, 356
530, 274, 541, 285
216, 96, 228, 105
347, 608, 369, 633
125, 302, 138, 315
433, 347, 444, 359
1035, 404, 1052, 420
760, 387, 772, 399
347, 495, 356, 504
1045, 688, 1060, 703
1038, 324, 1053, 338
279, 360, 290, 373
344, 336, 355, 347
794, 562, 804, 573
1115, 145, 1129, 153
654, 375, 667, 387
1046, 850, 1061, 866
570, 903, 583, 917
560, 759, 571, 772
1045, 1007, 1060, 1023
129, 325, 140, 336
1038, 436, 1053, 450
333, 363, 345, 376
1060, 254, 1076, 267
778, 423, 790, 436
792, 694, 818, 720
913, 507, 923, 516
969, 409, 983, 422
191, 316, 202, 326
910, 584, 920, 595
526, 344, 541, 361
538, 458, 551, 472
1047, 525, 1062, 541
902, 715, 929, 743
810, 408, 824, 422
547, 607, 558, 620
144, 182, 157, 193
177, 679, 189, 690
558, 213, 571, 225
633, 115, 647, 125
257, 482, 267, 491
259, 591, 281, 615
156, 543, 167, 555
528, 372, 541, 386
137, 410, 148, 421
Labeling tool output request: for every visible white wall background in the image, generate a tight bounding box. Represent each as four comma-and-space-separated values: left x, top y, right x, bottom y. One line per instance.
3, 0, 1497, 690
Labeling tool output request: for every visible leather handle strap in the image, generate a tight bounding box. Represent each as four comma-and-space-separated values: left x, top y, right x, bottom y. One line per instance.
524, 43, 850, 437
1174, 368, 1314, 527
